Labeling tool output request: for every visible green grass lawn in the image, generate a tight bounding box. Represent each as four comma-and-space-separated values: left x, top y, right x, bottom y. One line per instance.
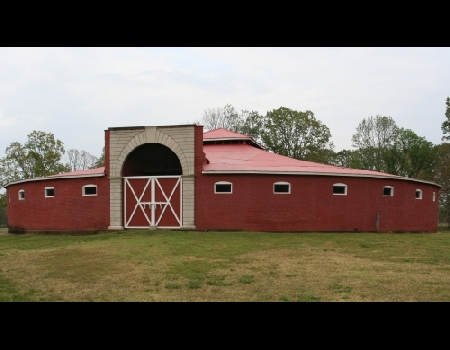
0, 226, 450, 301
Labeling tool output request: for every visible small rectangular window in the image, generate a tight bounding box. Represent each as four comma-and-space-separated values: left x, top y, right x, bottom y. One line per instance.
415, 189, 422, 199
333, 183, 347, 195
433, 192, 436, 202
18, 190, 25, 200
83, 185, 97, 196
215, 182, 232, 194
45, 187, 54, 197
383, 186, 393, 196
274, 182, 290, 194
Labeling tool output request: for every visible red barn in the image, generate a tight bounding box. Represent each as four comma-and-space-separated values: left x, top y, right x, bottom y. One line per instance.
4, 124, 441, 234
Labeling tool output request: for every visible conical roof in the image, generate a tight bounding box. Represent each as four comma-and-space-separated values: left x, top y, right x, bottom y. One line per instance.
203, 128, 264, 149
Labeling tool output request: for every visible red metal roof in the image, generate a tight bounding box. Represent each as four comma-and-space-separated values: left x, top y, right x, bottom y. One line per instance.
201, 129, 410, 180
3, 167, 105, 187
203, 128, 253, 140
203, 127, 265, 150
202, 143, 402, 178
48, 167, 105, 177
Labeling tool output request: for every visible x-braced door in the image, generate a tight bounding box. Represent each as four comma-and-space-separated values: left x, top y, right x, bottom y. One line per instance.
124, 176, 182, 229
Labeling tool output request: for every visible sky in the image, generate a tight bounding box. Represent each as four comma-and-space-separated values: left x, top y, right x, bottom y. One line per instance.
0, 47, 449, 160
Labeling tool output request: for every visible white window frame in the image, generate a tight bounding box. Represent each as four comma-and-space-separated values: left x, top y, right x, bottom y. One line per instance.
415, 189, 422, 200
273, 181, 291, 194
45, 187, 55, 198
383, 186, 394, 197
214, 181, 232, 194
332, 183, 347, 196
433, 192, 436, 202
82, 184, 98, 196
18, 189, 25, 200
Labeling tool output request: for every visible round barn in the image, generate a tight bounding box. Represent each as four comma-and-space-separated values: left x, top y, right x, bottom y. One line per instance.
4, 124, 441, 234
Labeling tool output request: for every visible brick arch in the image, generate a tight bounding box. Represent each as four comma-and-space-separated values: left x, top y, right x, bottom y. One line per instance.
111, 129, 191, 178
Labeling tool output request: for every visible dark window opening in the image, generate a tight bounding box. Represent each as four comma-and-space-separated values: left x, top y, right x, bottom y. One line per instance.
274, 184, 290, 193
215, 184, 232, 193
84, 186, 97, 195
333, 186, 346, 195
416, 190, 422, 199
383, 187, 393, 196
19, 191, 25, 200
45, 188, 54, 197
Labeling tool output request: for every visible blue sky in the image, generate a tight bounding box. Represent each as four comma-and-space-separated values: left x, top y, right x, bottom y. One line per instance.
0, 47, 449, 160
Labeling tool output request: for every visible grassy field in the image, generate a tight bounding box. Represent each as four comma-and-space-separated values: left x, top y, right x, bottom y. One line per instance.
1, 225, 450, 302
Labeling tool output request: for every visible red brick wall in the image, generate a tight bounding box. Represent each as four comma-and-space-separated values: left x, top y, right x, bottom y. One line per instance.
194, 125, 205, 175
6, 176, 110, 232
6, 168, 440, 233
195, 174, 440, 232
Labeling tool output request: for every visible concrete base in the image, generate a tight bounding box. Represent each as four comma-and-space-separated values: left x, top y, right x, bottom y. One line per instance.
108, 226, 124, 230
180, 226, 196, 230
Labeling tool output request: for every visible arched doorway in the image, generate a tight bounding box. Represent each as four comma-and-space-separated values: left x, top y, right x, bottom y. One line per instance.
123, 144, 183, 229
122, 143, 182, 177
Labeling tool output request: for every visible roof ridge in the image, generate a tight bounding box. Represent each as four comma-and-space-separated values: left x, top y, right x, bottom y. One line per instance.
203, 127, 251, 138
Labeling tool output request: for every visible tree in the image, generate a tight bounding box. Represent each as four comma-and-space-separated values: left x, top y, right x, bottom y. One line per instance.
65, 149, 99, 172
199, 104, 243, 132
434, 143, 450, 227
331, 149, 363, 169
442, 97, 450, 141
93, 147, 105, 168
385, 128, 438, 179
351, 116, 438, 178
351, 115, 398, 172
262, 107, 334, 162
0, 131, 69, 187
240, 110, 265, 145
439, 98, 450, 226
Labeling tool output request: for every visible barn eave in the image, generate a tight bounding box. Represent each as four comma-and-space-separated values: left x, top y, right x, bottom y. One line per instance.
3, 173, 106, 188
201, 170, 442, 187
